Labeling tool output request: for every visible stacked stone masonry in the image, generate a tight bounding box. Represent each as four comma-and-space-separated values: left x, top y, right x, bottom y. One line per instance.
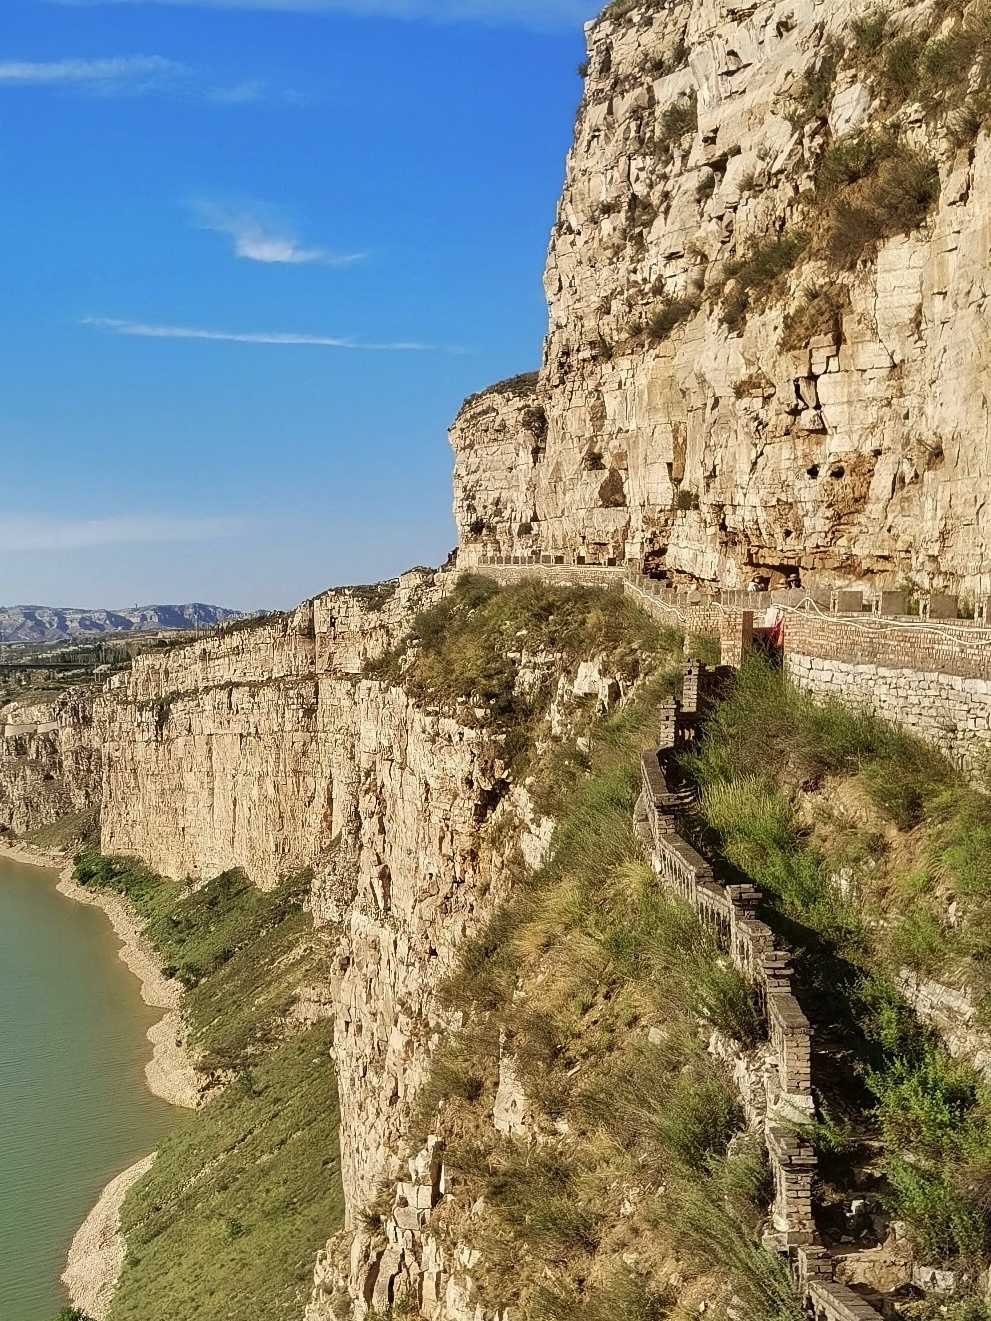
471, 562, 991, 777
782, 613, 991, 776
637, 665, 882, 1321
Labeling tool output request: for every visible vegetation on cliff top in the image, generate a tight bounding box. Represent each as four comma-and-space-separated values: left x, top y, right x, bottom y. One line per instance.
70, 856, 341, 1321
386, 592, 789, 1321
369, 573, 681, 772
685, 660, 991, 1280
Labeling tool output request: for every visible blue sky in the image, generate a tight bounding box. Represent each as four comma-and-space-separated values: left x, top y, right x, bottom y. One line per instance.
0, 0, 594, 610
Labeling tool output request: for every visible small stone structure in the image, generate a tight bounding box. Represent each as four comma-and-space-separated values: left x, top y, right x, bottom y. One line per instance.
468, 560, 991, 775
635, 665, 883, 1321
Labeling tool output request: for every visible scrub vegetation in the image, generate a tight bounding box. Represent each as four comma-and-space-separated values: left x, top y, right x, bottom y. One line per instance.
67, 855, 341, 1321
369, 574, 680, 773
390, 598, 783, 1320
684, 659, 991, 1282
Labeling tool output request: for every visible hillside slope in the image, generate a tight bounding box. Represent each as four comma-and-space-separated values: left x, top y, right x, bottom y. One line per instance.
0, 604, 243, 643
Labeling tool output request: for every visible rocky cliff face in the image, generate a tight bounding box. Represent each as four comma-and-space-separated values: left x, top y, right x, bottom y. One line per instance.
82, 560, 645, 1321
98, 576, 440, 886
0, 691, 101, 836
453, 0, 991, 598
92, 568, 535, 1243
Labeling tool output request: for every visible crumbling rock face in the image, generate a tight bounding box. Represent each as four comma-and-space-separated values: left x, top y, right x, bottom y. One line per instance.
98, 573, 441, 886
452, 0, 991, 597
323, 680, 523, 1221
0, 691, 101, 836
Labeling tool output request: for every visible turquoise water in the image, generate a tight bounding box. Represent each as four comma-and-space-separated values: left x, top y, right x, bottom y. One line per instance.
0, 856, 178, 1321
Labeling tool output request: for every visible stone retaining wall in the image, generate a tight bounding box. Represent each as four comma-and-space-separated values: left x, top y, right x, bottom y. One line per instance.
637, 668, 883, 1321
473, 561, 991, 775
784, 611, 991, 683
785, 653, 991, 775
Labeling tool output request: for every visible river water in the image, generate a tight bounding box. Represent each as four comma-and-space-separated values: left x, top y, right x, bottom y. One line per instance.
0, 855, 178, 1321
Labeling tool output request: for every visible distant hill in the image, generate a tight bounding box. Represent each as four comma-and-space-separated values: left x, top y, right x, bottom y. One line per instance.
0, 603, 244, 644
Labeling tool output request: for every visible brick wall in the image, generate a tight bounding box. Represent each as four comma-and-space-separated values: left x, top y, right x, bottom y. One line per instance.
784, 612, 991, 683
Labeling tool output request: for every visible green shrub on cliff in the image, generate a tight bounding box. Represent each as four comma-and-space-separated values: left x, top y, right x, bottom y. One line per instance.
684, 659, 991, 1270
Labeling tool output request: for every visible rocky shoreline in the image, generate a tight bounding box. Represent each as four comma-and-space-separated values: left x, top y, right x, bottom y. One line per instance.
0, 840, 202, 1318
61, 1155, 157, 1321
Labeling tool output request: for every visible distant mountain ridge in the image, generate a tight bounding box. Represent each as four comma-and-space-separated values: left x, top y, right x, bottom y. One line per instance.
0, 603, 244, 644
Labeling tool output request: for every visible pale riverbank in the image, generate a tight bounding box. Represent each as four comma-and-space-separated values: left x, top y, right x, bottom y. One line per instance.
0, 840, 201, 1319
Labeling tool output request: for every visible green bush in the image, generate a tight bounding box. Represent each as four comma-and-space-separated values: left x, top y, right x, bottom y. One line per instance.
653, 1139, 804, 1321
850, 8, 889, 55
789, 45, 840, 124
850, 976, 991, 1263
889, 906, 950, 973
658, 92, 698, 143
580, 1037, 743, 1176
816, 138, 940, 270
647, 294, 700, 341
882, 34, 925, 99
719, 232, 810, 331
780, 283, 848, 350
684, 657, 951, 820
484, 1142, 600, 1252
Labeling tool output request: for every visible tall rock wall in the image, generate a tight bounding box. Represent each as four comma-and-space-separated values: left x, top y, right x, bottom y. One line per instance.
0, 690, 101, 836
98, 573, 442, 886
452, 0, 991, 598
90, 564, 542, 1318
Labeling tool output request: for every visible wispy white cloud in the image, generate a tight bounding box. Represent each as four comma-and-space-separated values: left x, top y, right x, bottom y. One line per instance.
0, 55, 299, 102
41, 0, 594, 28
84, 316, 430, 350
0, 55, 182, 90
0, 514, 241, 552
191, 200, 364, 266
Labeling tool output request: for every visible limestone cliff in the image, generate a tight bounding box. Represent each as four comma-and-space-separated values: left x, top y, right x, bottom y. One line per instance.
0, 691, 100, 836
98, 574, 440, 886
91, 570, 535, 1250
453, 0, 991, 597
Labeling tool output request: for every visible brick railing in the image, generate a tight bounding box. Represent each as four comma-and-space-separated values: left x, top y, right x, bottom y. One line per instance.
635, 666, 884, 1321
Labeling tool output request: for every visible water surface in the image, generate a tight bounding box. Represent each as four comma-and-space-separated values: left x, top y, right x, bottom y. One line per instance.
0, 856, 178, 1320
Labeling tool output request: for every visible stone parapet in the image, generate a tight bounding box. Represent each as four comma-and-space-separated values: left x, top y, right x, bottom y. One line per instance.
637, 665, 883, 1321
784, 611, 991, 683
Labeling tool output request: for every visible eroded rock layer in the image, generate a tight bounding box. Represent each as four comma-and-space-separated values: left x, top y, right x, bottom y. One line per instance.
452, 0, 991, 596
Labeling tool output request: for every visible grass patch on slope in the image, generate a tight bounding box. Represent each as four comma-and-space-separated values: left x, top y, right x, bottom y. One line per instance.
368, 574, 680, 769
405, 657, 785, 1319
683, 659, 991, 1271
69, 853, 341, 1320
110, 1025, 341, 1321
73, 855, 328, 1070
